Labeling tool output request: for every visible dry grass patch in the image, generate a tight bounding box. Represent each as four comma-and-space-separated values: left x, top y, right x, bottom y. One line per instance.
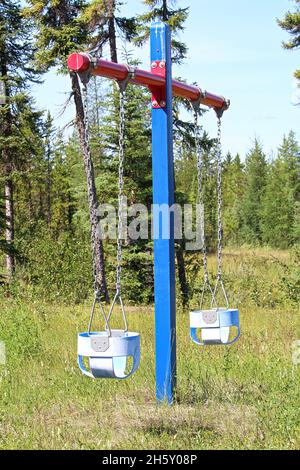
109, 399, 260, 446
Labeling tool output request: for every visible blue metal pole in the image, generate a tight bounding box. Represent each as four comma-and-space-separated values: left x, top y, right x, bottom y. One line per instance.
150, 22, 176, 404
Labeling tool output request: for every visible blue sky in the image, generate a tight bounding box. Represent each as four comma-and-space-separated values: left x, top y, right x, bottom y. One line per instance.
31, 0, 300, 158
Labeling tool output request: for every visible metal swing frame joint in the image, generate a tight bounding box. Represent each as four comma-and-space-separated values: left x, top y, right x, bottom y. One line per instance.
117, 65, 136, 93
214, 98, 231, 120
71, 52, 97, 86
191, 89, 207, 114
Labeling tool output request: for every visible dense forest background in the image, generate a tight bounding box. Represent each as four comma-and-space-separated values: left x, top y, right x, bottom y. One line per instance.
1, 0, 300, 306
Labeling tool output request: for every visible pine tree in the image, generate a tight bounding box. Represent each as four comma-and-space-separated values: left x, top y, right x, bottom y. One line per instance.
25, 0, 111, 300
222, 153, 245, 245
261, 132, 300, 247
278, 131, 300, 199
81, 0, 137, 63
0, 0, 40, 280
24, 0, 137, 67
135, 0, 189, 64
12, 94, 45, 234
261, 160, 294, 248
278, 1, 300, 84
240, 140, 267, 245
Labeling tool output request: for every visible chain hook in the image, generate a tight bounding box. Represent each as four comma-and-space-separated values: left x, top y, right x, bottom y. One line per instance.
214, 99, 230, 120
88, 294, 112, 336
77, 53, 97, 86
117, 65, 135, 94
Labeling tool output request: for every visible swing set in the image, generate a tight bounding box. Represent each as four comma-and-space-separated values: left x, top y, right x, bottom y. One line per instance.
68, 22, 240, 404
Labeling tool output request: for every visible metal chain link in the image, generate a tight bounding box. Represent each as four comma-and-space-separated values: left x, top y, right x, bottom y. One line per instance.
82, 82, 114, 333
116, 88, 126, 295
106, 82, 129, 333
216, 117, 223, 279
81, 75, 129, 334
193, 107, 209, 283
213, 116, 229, 309
192, 104, 216, 309
82, 84, 100, 299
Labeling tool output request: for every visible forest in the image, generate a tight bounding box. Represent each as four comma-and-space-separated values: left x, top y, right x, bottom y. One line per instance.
0, 0, 299, 306
0, 0, 300, 452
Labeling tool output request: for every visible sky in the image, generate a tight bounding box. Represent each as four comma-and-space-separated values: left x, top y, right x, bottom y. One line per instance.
31, 0, 300, 158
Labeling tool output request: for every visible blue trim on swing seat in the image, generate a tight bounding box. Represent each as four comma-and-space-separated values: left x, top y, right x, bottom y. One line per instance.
219, 309, 239, 328
190, 309, 240, 346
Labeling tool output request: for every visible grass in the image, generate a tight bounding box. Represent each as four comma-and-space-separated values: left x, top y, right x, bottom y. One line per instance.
0, 248, 299, 450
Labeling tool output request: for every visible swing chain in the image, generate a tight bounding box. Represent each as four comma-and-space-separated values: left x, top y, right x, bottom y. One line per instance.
82, 83, 101, 299
216, 117, 223, 279
192, 104, 216, 309
116, 86, 126, 295
81, 73, 130, 335
115, 68, 134, 295
82, 82, 115, 334
214, 117, 229, 309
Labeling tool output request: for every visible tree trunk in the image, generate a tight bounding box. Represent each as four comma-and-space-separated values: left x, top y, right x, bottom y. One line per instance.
46, 142, 52, 227
4, 177, 14, 278
1, 63, 14, 280
162, 0, 168, 21
106, 0, 118, 63
70, 72, 109, 303
175, 241, 189, 307
173, 170, 189, 306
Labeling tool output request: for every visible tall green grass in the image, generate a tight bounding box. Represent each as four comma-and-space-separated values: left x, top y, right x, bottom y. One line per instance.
0, 248, 299, 450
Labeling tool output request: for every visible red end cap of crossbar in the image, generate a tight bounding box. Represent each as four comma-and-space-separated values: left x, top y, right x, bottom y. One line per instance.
68, 53, 90, 73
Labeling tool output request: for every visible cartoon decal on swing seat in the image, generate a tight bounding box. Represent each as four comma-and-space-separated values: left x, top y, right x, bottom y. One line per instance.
189, 103, 240, 346
77, 78, 140, 379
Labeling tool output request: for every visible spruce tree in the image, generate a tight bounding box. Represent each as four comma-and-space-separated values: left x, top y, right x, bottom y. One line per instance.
81, 0, 137, 63
261, 132, 300, 247
135, 0, 189, 64
25, 0, 110, 300
241, 140, 267, 245
222, 153, 245, 245
278, 131, 300, 199
24, 0, 144, 301
278, 1, 300, 84
12, 95, 45, 235
261, 159, 294, 248
0, 0, 40, 280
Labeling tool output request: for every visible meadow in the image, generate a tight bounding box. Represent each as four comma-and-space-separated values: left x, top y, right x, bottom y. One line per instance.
0, 248, 299, 450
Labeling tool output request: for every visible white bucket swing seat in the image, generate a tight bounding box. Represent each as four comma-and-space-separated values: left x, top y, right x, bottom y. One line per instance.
190, 279, 240, 346
190, 308, 240, 345
189, 102, 240, 347
78, 295, 140, 379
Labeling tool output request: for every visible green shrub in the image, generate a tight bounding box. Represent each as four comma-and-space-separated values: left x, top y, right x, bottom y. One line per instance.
16, 227, 92, 304
0, 301, 42, 364
280, 246, 300, 305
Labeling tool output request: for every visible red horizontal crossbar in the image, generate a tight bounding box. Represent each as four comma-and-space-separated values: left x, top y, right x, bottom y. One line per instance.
67, 53, 229, 111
